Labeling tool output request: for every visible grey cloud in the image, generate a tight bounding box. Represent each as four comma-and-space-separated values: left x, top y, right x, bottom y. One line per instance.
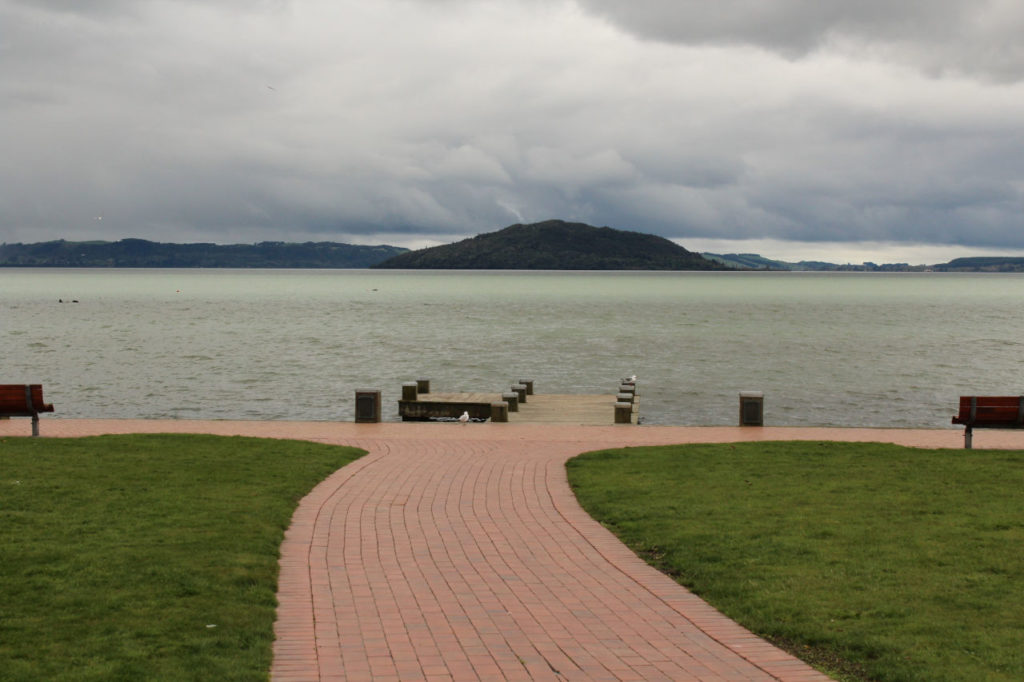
577, 0, 1024, 81
2, 0, 1024, 253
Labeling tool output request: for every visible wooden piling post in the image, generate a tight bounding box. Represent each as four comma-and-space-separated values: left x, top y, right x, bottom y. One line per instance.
511, 384, 527, 404
491, 401, 509, 422
518, 379, 534, 395
354, 389, 382, 423
739, 391, 764, 426
402, 382, 418, 402
416, 378, 430, 394
614, 401, 633, 424
502, 391, 519, 412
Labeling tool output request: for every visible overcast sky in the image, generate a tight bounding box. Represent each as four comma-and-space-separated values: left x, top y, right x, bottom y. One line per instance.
3, 0, 1024, 263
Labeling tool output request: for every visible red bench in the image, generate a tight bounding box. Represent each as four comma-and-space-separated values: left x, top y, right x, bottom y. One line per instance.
0, 384, 54, 437
952, 396, 1024, 449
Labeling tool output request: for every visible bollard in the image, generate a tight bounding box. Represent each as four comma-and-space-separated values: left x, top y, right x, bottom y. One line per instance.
739, 391, 764, 426
614, 401, 633, 424
354, 389, 382, 423
617, 392, 634, 404
518, 379, 534, 395
402, 382, 418, 402
511, 384, 527, 404
502, 391, 519, 412
416, 378, 431, 394
619, 384, 636, 396
490, 401, 509, 422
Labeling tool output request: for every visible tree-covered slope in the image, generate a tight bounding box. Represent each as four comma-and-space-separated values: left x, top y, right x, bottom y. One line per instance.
0, 239, 407, 268
372, 220, 727, 270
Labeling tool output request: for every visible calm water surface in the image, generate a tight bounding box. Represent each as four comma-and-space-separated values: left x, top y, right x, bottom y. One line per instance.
2, 269, 1022, 426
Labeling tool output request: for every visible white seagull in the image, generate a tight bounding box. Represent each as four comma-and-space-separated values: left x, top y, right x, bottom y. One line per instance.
459, 411, 470, 425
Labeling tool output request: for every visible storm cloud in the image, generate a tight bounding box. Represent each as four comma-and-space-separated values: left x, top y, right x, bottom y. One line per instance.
2, 0, 1023, 259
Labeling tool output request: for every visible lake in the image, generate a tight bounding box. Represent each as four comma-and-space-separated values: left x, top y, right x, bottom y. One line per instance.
2, 269, 1022, 426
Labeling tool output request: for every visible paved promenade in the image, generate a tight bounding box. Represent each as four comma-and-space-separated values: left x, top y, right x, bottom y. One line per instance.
7, 419, 1022, 680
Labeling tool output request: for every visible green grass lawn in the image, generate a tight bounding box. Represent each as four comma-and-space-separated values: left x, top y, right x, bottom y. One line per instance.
567, 441, 1024, 682
0, 434, 363, 682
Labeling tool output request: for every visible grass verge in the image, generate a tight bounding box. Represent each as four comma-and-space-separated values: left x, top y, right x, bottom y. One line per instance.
0, 433, 363, 682
566, 441, 1024, 682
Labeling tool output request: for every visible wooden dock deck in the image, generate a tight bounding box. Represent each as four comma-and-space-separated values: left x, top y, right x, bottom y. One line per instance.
399, 388, 639, 425
510, 393, 625, 425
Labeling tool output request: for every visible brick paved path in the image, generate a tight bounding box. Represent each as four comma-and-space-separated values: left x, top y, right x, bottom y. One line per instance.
8, 419, 1021, 680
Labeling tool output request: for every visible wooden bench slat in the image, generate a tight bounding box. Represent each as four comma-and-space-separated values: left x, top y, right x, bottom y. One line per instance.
0, 384, 54, 437
952, 395, 1024, 449
0, 384, 54, 414
952, 396, 1024, 427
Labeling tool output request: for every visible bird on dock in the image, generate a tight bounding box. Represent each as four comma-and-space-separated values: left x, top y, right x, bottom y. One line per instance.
459, 411, 470, 425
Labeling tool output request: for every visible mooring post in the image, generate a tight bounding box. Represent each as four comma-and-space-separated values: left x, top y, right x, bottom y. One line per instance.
490, 401, 509, 422
416, 377, 430, 394
354, 389, 382, 423
402, 382, 418, 402
502, 391, 519, 412
617, 392, 633, 404
614, 401, 633, 424
739, 391, 764, 426
518, 379, 534, 395
511, 384, 527, 404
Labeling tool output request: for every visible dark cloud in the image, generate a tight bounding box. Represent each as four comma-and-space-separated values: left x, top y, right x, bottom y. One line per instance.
577, 0, 1024, 81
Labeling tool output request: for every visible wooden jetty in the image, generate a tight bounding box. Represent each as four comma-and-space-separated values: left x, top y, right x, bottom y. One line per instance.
397, 379, 639, 425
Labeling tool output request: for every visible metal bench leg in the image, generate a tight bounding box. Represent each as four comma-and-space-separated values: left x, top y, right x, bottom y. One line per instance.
31, 414, 39, 437
964, 425, 972, 450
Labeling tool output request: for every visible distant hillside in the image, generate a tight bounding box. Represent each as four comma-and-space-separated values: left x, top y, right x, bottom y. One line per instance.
372, 220, 727, 270
703, 253, 795, 270
932, 257, 1024, 272
704, 253, 924, 272
706, 252, 1024, 272
0, 239, 408, 268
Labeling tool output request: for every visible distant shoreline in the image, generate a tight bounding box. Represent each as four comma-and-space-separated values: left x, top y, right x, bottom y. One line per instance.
4, 237, 1024, 272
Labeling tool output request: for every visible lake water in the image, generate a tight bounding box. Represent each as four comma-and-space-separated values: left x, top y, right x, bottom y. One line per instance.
2, 268, 1022, 427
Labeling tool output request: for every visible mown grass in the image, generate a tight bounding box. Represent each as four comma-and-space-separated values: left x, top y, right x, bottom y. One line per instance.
0, 434, 363, 682
567, 441, 1024, 682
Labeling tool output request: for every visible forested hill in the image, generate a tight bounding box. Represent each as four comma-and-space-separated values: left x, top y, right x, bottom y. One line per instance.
0, 239, 408, 268
372, 220, 728, 270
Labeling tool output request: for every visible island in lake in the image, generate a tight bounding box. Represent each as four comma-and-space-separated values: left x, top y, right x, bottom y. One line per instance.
371, 220, 728, 270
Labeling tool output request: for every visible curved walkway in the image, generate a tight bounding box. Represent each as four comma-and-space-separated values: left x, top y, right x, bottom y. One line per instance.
8, 420, 1021, 681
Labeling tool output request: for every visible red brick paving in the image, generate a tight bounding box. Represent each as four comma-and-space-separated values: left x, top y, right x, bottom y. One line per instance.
7, 419, 1022, 680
